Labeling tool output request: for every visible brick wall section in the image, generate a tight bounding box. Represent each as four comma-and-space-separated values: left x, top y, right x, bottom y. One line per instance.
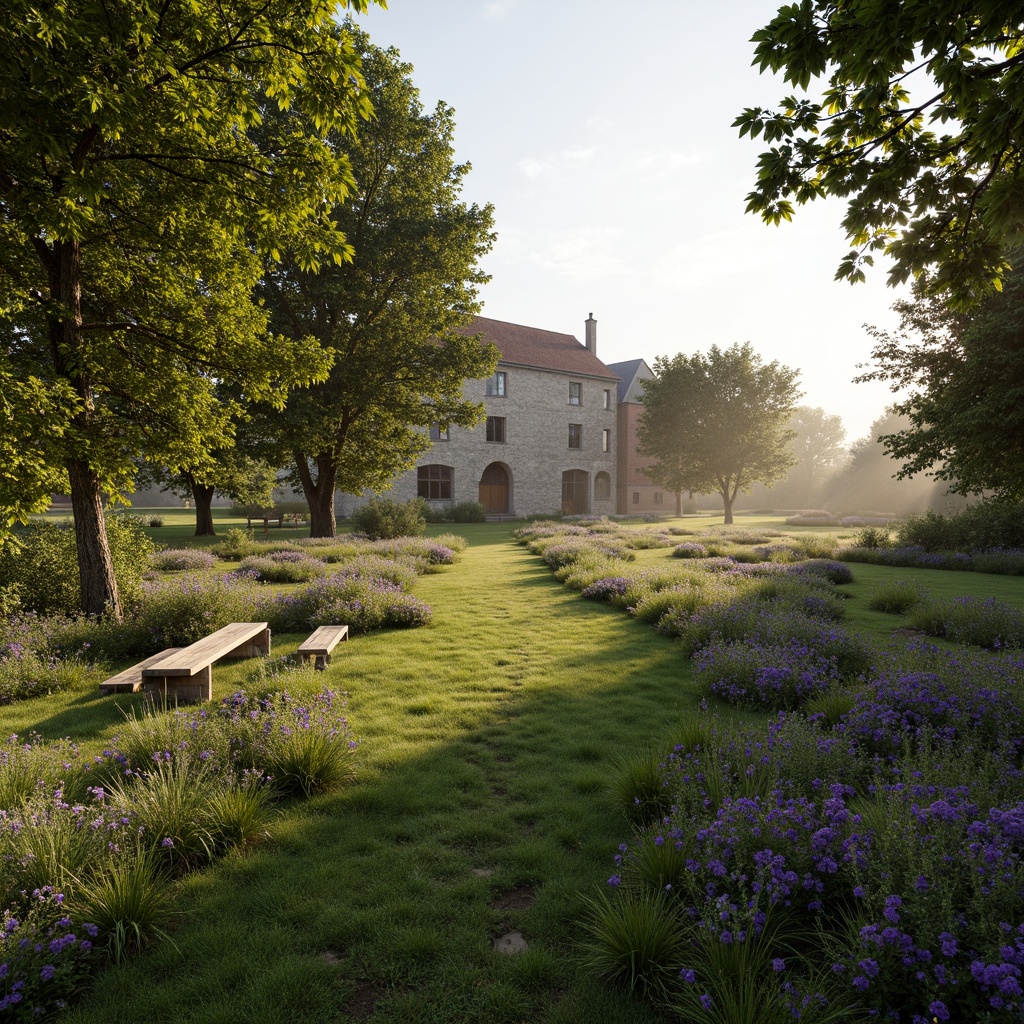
616, 401, 668, 513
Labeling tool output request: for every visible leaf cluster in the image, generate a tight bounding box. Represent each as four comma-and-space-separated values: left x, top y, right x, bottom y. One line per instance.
857, 259, 1024, 498
735, 0, 1024, 305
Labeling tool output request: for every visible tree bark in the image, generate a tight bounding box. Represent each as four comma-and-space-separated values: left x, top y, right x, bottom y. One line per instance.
190, 480, 217, 536
47, 237, 123, 619
721, 490, 735, 525
675, 489, 682, 517
67, 459, 122, 619
295, 450, 338, 538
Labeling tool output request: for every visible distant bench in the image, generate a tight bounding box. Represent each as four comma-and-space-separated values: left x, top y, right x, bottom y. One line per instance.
297, 625, 349, 670
99, 622, 271, 703
246, 512, 307, 534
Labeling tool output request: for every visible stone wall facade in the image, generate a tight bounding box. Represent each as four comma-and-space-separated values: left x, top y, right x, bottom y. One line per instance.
338, 361, 618, 518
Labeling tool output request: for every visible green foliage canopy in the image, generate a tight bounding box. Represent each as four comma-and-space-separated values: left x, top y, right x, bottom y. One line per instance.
258, 29, 497, 536
736, 0, 1024, 305
857, 264, 1024, 500
0, 1, 374, 612
637, 343, 801, 523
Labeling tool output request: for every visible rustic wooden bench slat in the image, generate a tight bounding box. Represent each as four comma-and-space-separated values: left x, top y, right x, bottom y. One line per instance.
297, 624, 349, 670
127, 622, 271, 703
142, 622, 271, 678
98, 648, 182, 694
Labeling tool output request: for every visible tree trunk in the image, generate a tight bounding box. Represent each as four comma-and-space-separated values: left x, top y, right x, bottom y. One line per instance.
295, 450, 338, 538
675, 489, 682, 516
47, 237, 123, 619
721, 491, 735, 525
191, 480, 217, 536
67, 459, 123, 619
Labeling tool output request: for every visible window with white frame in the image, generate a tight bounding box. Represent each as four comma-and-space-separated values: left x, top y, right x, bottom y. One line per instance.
486, 371, 507, 397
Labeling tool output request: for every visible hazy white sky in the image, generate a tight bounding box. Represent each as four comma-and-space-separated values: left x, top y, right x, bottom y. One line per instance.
355, 0, 910, 443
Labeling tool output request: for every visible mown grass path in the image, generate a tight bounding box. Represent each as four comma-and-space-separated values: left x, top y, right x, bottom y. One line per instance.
66, 528, 696, 1024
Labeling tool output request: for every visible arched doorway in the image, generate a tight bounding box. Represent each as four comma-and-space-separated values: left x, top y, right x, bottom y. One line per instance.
561, 470, 589, 515
479, 463, 510, 514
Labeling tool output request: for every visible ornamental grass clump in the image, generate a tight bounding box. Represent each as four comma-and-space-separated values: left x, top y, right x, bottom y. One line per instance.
907, 595, 1024, 650
867, 580, 928, 614
148, 548, 217, 572
0, 646, 102, 705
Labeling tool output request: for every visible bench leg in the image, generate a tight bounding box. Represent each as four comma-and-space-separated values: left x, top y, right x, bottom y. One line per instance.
315, 655, 327, 671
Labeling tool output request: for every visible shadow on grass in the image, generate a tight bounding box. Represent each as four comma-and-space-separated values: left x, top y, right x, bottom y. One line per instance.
61, 543, 696, 1024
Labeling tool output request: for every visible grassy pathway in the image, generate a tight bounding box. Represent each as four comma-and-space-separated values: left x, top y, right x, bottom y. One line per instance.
66, 528, 698, 1024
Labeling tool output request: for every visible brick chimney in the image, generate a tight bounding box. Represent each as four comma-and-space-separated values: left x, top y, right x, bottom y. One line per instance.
585, 312, 597, 355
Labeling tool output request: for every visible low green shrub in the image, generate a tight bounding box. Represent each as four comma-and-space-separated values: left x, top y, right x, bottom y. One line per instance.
444, 501, 487, 523
0, 516, 153, 616
209, 527, 262, 561
350, 497, 427, 540
867, 580, 928, 614
0, 649, 102, 705
906, 595, 1024, 649
897, 501, 1024, 552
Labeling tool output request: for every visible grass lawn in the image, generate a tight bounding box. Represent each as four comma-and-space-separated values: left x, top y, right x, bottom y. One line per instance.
6, 514, 1020, 1022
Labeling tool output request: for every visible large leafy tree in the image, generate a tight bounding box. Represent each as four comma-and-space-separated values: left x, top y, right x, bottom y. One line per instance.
258, 31, 497, 537
736, 1, 1024, 305
856, 264, 1024, 500
0, 1, 373, 617
637, 343, 801, 524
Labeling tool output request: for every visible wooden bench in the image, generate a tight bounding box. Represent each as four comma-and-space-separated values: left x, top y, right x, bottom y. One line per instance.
99, 648, 183, 695
297, 625, 349, 670
100, 622, 271, 704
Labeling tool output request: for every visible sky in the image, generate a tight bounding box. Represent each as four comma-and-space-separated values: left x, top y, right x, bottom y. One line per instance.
354, 0, 911, 444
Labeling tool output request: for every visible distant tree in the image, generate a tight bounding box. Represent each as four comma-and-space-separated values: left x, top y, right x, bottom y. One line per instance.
856, 264, 1024, 501
736, 1, 1024, 306
818, 408, 966, 516
637, 343, 801, 524
137, 454, 280, 537
258, 30, 497, 537
785, 406, 848, 506
0, 3, 371, 617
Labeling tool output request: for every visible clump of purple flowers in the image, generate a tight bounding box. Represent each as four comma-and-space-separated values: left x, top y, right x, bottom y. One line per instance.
581, 577, 631, 602
0, 888, 97, 1020
673, 542, 709, 559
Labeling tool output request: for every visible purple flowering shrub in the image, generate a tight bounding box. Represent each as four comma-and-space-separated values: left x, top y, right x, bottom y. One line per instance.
693, 638, 844, 711
259, 567, 431, 633
672, 542, 709, 559
581, 577, 631, 602
148, 548, 217, 572
788, 559, 854, 585
0, 888, 97, 1021
236, 554, 327, 583
837, 642, 1024, 760
601, 652, 1024, 1021
906, 596, 1024, 650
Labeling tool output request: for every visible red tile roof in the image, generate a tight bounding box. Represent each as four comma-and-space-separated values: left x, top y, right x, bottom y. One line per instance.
460, 315, 620, 380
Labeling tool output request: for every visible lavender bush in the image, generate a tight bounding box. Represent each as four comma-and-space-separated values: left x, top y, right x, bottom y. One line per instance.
907, 596, 1024, 650
148, 548, 217, 572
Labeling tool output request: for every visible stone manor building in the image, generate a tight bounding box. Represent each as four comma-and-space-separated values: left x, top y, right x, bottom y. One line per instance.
338, 314, 622, 518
